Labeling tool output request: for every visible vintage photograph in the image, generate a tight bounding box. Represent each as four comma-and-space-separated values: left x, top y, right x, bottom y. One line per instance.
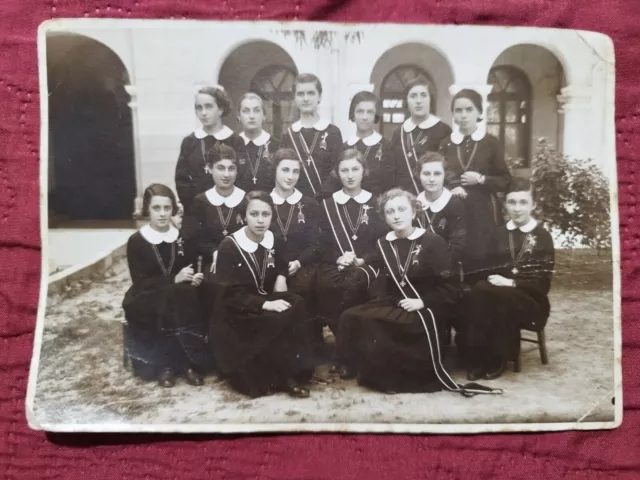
27, 19, 620, 434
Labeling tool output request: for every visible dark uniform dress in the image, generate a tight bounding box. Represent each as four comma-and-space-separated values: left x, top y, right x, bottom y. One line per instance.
122, 225, 210, 380
458, 219, 555, 366
281, 118, 343, 200
439, 129, 511, 277
416, 189, 467, 269
238, 131, 280, 193
210, 228, 315, 398
175, 126, 248, 242
387, 117, 452, 196
316, 189, 387, 333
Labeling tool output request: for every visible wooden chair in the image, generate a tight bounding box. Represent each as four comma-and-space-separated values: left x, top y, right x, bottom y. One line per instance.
514, 327, 549, 372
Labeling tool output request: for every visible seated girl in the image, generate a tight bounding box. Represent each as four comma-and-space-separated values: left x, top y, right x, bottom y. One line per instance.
122, 183, 210, 388
210, 191, 315, 398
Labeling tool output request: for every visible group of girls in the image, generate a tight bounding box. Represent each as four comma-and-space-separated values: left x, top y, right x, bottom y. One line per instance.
122, 73, 555, 399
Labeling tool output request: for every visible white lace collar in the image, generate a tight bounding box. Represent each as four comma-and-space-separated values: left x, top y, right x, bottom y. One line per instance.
506, 219, 537, 233
291, 117, 330, 133
450, 125, 486, 145
270, 188, 303, 205
332, 189, 373, 205
240, 130, 271, 146
417, 188, 452, 213
232, 227, 274, 253
194, 125, 234, 140
205, 186, 245, 208
386, 227, 426, 241
140, 224, 179, 245
402, 115, 440, 133
346, 131, 382, 147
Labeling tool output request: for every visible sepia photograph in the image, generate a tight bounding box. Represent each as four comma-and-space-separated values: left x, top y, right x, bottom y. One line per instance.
27, 18, 620, 434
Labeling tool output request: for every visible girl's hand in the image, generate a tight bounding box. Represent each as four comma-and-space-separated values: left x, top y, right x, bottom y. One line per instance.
398, 298, 424, 312
175, 265, 194, 284
488, 275, 516, 287
353, 258, 365, 267
336, 255, 352, 267
450, 186, 468, 199
262, 300, 292, 312
288, 260, 302, 276
191, 272, 204, 287
461, 171, 482, 186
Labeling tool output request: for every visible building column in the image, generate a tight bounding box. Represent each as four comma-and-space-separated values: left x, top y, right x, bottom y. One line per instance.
448, 84, 494, 136
125, 84, 144, 219
557, 84, 593, 160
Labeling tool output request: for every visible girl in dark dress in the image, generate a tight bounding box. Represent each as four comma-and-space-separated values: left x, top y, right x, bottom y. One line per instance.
316, 149, 387, 337
388, 79, 452, 196
335, 189, 501, 396
281, 73, 343, 199
175, 86, 248, 242
211, 191, 314, 398
439, 89, 511, 278
460, 177, 555, 381
122, 184, 209, 388
237, 92, 280, 192
414, 152, 467, 269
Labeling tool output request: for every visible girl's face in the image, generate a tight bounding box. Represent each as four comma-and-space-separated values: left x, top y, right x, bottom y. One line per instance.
295, 82, 321, 114
148, 195, 174, 231
452, 97, 481, 132
245, 199, 273, 236
505, 190, 534, 226
419, 161, 445, 195
338, 158, 364, 191
383, 196, 415, 232
353, 100, 377, 134
239, 97, 265, 132
406, 85, 431, 119
195, 93, 222, 128
211, 159, 237, 189
275, 159, 301, 191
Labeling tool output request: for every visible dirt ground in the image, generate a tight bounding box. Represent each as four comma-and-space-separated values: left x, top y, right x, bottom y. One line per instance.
31, 250, 616, 429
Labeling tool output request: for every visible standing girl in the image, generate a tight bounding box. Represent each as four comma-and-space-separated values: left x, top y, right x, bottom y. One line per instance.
122, 184, 210, 388
388, 79, 452, 195
211, 191, 315, 398
439, 88, 511, 278
238, 92, 280, 192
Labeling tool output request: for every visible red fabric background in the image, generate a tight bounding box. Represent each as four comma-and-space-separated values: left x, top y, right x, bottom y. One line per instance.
0, 1, 638, 478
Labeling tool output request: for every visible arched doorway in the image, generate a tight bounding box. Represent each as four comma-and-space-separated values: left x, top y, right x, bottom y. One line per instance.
370, 43, 454, 141
47, 33, 135, 224
488, 44, 566, 170
218, 41, 298, 139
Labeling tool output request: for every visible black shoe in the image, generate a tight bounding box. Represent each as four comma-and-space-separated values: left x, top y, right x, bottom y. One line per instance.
484, 361, 506, 380
158, 368, 177, 388
466, 367, 485, 381
284, 380, 310, 398
339, 366, 357, 380
185, 368, 204, 386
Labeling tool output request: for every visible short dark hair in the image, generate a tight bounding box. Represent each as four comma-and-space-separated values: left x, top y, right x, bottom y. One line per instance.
142, 183, 179, 217
413, 151, 455, 184
506, 176, 533, 198
403, 78, 432, 104
294, 73, 322, 95
237, 190, 275, 218
349, 91, 381, 124
196, 86, 232, 117
451, 88, 484, 121
377, 188, 418, 218
205, 143, 237, 168
267, 148, 302, 185
331, 148, 369, 180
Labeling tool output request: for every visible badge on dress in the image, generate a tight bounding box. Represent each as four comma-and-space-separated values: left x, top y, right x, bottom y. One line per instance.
375, 148, 382, 162
267, 249, 275, 268
236, 213, 243, 225
297, 202, 305, 223
320, 132, 328, 150
362, 205, 370, 225
411, 244, 422, 265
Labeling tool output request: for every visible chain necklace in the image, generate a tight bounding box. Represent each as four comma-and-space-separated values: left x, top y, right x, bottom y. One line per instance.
508, 232, 528, 275
151, 243, 176, 276
275, 203, 296, 242
456, 140, 479, 173
248, 249, 268, 294
216, 205, 234, 236
248, 144, 265, 185
299, 132, 320, 166
390, 238, 417, 287
342, 203, 365, 241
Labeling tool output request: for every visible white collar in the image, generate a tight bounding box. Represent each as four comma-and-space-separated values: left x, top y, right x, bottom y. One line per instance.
506, 219, 537, 233
386, 227, 426, 241
240, 130, 271, 146
194, 125, 234, 140
346, 131, 382, 147
402, 115, 440, 133
270, 188, 303, 205
232, 227, 274, 253
417, 188, 452, 213
205, 186, 245, 208
450, 125, 486, 145
140, 224, 179, 245
291, 117, 330, 133
332, 189, 373, 205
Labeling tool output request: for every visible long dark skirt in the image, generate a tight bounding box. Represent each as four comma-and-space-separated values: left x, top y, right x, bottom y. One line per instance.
212, 292, 315, 398
462, 189, 501, 280
315, 264, 373, 334
337, 299, 446, 393
457, 280, 545, 366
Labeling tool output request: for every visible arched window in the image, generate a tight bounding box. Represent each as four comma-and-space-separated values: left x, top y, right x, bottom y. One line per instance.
250, 65, 298, 139
379, 65, 436, 140
487, 66, 532, 168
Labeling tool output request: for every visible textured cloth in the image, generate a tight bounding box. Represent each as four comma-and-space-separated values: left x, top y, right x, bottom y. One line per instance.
0, 1, 638, 478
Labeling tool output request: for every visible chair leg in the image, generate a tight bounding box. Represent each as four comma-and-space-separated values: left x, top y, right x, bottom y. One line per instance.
538, 329, 549, 365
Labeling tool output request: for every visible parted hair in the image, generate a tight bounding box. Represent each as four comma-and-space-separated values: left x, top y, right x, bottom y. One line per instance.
451, 88, 484, 122
238, 92, 266, 114
294, 73, 323, 95
331, 148, 369, 180
506, 176, 534, 200
237, 190, 275, 218
413, 151, 456, 184
205, 143, 237, 168
196, 86, 232, 117
267, 148, 302, 184
349, 91, 381, 124
377, 188, 419, 218
142, 183, 179, 217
